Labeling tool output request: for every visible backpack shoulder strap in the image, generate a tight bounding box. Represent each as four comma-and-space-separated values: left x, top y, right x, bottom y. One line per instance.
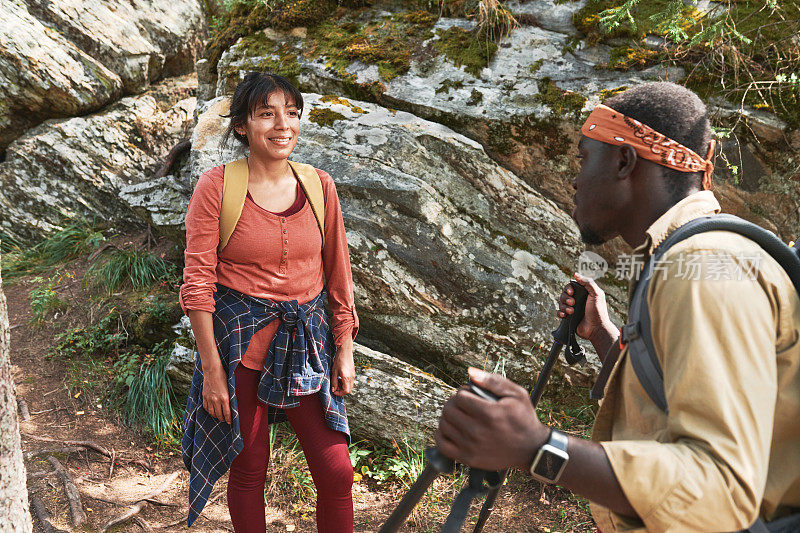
218, 158, 249, 252
626, 214, 800, 413
218, 159, 327, 252
288, 160, 326, 249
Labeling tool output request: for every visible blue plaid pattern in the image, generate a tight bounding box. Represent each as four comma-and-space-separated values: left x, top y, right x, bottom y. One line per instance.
181, 284, 349, 526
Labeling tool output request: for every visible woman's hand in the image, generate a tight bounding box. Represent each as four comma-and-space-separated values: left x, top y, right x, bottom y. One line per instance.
201, 361, 231, 424
188, 310, 232, 424
332, 337, 356, 396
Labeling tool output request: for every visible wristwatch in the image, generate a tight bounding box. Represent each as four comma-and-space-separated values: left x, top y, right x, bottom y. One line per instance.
529, 429, 569, 483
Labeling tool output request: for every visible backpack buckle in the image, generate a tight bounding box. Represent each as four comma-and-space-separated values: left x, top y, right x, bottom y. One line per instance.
620, 322, 641, 344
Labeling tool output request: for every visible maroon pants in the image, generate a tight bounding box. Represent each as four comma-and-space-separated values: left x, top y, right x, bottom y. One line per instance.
227, 365, 353, 533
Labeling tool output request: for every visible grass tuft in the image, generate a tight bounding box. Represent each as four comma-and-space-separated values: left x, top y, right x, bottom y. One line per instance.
85, 246, 177, 295
118, 341, 182, 445
2, 220, 105, 279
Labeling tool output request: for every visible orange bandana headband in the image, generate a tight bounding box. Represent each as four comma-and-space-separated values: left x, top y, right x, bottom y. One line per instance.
581, 104, 716, 190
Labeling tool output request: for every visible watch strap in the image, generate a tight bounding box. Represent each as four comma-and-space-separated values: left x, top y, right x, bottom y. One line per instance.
548, 429, 568, 451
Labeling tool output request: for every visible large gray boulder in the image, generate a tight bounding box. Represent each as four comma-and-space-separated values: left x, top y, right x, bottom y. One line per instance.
214, 11, 683, 208
181, 94, 602, 390
0, 0, 202, 150
0, 75, 196, 243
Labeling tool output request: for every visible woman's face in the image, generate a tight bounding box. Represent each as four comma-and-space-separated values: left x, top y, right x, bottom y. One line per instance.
236, 90, 300, 162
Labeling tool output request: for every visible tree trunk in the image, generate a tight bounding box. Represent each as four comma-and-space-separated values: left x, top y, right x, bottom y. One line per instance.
0, 251, 33, 532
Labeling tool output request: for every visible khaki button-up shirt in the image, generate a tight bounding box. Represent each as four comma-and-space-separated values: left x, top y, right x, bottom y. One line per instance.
590, 191, 800, 532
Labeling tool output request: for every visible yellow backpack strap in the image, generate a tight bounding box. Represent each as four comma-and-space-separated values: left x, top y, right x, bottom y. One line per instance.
218, 158, 249, 252
288, 160, 326, 249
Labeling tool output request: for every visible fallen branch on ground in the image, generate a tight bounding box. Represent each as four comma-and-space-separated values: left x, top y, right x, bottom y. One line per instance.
23, 433, 111, 457
87, 243, 122, 263
29, 407, 68, 415
100, 471, 181, 532
30, 495, 66, 533
47, 455, 87, 528
133, 516, 155, 532
24, 446, 86, 461
102, 501, 146, 532
130, 458, 152, 471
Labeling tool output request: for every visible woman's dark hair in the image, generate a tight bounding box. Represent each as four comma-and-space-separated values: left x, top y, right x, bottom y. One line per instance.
221, 72, 304, 147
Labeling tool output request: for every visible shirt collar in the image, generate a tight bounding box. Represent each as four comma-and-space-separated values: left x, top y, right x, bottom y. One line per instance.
632, 190, 721, 257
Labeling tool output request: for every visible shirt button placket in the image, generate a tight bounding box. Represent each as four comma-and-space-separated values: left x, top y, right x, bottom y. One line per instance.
280, 217, 288, 274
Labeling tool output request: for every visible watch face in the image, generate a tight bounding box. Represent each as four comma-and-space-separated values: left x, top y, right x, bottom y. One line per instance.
531, 448, 567, 480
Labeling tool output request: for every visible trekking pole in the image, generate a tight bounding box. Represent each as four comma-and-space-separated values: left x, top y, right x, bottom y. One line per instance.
378, 384, 499, 533
472, 280, 589, 533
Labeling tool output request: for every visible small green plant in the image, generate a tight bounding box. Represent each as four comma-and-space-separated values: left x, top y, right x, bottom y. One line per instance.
266, 430, 318, 503
53, 309, 126, 360
577, 0, 800, 128
85, 246, 177, 295
29, 272, 70, 324
118, 340, 182, 445
383, 436, 427, 489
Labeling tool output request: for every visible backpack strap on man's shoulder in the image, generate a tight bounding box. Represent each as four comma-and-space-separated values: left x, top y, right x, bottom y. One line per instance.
624, 214, 800, 413
219, 158, 249, 252
288, 160, 325, 249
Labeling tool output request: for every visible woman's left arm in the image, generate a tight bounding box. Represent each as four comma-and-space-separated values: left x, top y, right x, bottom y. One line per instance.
318, 170, 359, 396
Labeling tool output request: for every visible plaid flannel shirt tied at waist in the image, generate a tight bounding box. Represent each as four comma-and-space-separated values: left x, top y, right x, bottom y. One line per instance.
181, 284, 348, 526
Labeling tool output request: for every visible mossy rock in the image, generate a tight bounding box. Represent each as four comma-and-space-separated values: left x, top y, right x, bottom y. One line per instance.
573, 0, 800, 128
535, 77, 587, 119
306, 11, 437, 82
308, 107, 347, 127
435, 79, 465, 95
127, 296, 183, 348
269, 0, 337, 29
598, 85, 628, 102
606, 45, 661, 71
433, 27, 498, 78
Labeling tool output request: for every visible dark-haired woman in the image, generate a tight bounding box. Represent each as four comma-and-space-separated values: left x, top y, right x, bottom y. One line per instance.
180, 72, 357, 533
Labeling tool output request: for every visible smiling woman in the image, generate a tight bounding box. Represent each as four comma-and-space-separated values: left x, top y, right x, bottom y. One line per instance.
179, 72, 359, 532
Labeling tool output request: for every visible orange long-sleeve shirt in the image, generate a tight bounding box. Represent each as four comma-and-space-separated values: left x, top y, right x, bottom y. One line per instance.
179, 164, 358, 370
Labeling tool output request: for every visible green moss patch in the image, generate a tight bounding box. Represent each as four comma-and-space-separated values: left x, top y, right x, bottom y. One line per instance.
308, 108, 347, 127
435, 79, 465, 95
606, 45, 660, 70
573, 0, 703, 42
320, 94, 368, 113
219, 37, 303, 90
467, 88, 484, 106
535, 78, 587, 118
433, 27, 498, 78
306, 11, 437, 82
598, 86, 628, 101
269, 0, 336, 29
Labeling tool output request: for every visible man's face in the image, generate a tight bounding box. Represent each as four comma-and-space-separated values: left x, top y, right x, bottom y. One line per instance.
572, 136, 622, 245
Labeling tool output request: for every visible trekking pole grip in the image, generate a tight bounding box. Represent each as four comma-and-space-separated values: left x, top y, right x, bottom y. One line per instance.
552, 279, 589, 346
